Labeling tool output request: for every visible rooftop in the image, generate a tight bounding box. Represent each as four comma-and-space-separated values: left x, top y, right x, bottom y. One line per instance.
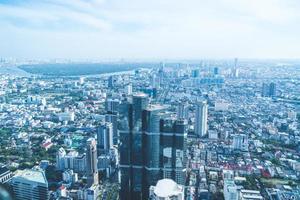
13, 169, 48, 185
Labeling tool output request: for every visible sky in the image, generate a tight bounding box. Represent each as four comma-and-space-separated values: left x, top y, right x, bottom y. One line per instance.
0, 0, 300, 60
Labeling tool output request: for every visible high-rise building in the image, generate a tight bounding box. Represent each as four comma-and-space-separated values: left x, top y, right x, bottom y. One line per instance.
56, 147, 66, 170
0, 165, 12, 184
126, 83, 133, 95
269, 82, 276, 96
232, 58, 239, 78
191, 69, 200, 78
105, 99, 120, 113
195, 101, 208, 137
151, 74, 161, 89
79, 77, 85, 85
97, 122, 113, 155
108, 76, 114, 89
119, 93, 150, 200
86, 138, 98, 186
105, 113, 119, 145
119, 93, 187, 200
56, 148, 86, 173
159, 117, 187, 185
213, 67, 219, 75
232, 134, 248, 151
105, 98, 120, 145
149, 179, 184, 200
11, 169, 49, 200
262, 82, 276, 97
177, 102, 189, 120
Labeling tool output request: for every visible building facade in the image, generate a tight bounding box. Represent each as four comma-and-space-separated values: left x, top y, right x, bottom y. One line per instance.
11, 169, 49, 200
119, 93, 187, 200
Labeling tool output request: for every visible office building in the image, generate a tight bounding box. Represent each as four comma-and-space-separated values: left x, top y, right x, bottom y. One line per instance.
126, 84, 133, 95
0, 165, 12, 183
11, 169, 49, 200
56, 147, 66, 170
232, 134, 249, 151
56, 148, 86, 173
105, 113, 119, 145
104, 98, 120, 145
108, 76, 114, 89
191, 69, 200, 78
62, 169, 78, 184
119, 93, 150, 200
149, 179, 184, 200
97, 122, 113, 155
262, 83, 276, 97
177, 102, 189, 120
119, 93, 187, 200
105, 98, 120, 113
213, 67, 219, 75
86, 138, 98, 186
195, 101, 208, 137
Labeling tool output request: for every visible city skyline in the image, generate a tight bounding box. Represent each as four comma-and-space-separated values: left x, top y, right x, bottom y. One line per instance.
0, 1, 300, 200
1, 0, 300, 60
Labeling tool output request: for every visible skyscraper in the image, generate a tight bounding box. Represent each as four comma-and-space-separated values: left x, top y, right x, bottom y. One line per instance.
232, 58, 239, 78
119, 93, 187, 200
213, 67, 219, 75
269, 82, 276, 96
97, 122, 113, 155
159, 117, 187, 185
105, 98, 120, 145
105, 113, 119, 145
105, 98, 120, 113
126, 83, 133, 95
177, 102, 189, 120
262, 82, 276, 97
86, 138, 98, 186
232, 134, 248, 151
195, 101, 208, 137
108, 76, 114, 89
11, 169, 49, 200
119, 93, 149, 200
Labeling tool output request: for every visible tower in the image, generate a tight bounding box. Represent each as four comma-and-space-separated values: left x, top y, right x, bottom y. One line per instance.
232, 134, 248, 151
262, 82, 276, 97
195, 101, 208, 137
86, 138, 98, 186
119, 93, 187, 200
105, 98, 120, 113
97, 122, 113, 155
108, 76, 114, 89
177, 102, 189, 120
119, 93, 149, 200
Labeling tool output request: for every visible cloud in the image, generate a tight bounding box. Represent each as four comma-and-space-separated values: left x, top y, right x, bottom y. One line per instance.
0, 0, 300, 59
0, 0, 111, 30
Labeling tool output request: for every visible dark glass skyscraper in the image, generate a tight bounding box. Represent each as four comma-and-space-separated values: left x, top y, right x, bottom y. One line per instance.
119, 93, 187, 200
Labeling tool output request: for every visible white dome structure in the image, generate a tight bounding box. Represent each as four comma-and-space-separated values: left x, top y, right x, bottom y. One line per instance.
149, 179, 184, 200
